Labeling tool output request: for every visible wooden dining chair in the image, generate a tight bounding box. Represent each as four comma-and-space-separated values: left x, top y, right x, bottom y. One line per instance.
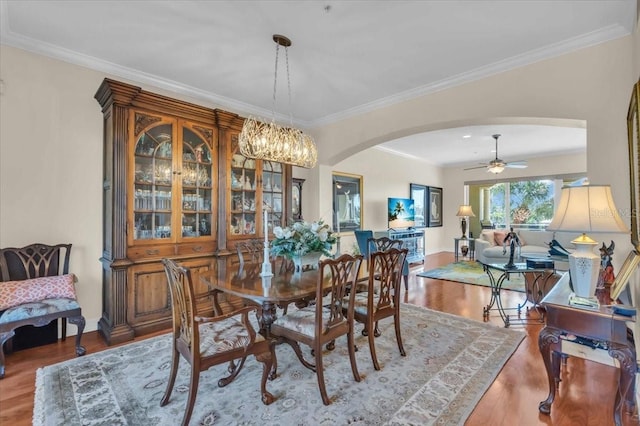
345, 247, 408, 371
367, 236, 409, 290
161, 258, 275, 426
269, 253, 364, 405
236, 239, 265, 267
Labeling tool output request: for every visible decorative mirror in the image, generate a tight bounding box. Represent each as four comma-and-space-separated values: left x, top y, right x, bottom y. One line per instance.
332, 172, 363, 232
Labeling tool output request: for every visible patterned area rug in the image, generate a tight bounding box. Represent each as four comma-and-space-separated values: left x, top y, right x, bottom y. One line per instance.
418, 261, 526, 292
33, 304, 524, 426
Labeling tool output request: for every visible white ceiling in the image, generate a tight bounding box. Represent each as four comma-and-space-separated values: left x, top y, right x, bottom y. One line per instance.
0, 1, 635, 166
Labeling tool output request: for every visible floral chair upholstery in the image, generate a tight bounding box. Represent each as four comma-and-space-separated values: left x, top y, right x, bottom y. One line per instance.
0, 243, 86, 378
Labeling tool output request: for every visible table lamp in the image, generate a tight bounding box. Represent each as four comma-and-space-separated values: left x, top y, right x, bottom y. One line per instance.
546, 185, 629, 298
456, 205, 476, 239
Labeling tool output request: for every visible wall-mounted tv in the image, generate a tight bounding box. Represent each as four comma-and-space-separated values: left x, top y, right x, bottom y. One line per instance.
388, 197, 415, 229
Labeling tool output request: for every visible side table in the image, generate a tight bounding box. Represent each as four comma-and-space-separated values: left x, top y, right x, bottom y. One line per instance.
454, 237, 475, 261
538, 274, 636, 426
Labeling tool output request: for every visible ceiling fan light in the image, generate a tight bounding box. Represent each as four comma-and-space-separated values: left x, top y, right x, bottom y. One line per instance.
488, 164, 505, 174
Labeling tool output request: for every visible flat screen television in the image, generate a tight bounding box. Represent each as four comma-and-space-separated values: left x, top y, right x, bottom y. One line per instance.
387, 197, 415, 229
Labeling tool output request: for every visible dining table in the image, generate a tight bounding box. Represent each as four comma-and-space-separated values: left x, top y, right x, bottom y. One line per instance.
200, 260, 332, 336
200, 260, 336, 377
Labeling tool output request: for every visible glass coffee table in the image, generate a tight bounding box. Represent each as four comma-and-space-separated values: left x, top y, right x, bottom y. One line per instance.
480, 262, 563, 327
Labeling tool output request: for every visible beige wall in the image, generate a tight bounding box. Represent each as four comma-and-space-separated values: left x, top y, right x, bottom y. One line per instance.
1, 26, 638, 332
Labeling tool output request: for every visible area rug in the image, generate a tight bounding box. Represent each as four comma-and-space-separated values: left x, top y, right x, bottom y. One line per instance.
33, 304, 524, 426
418, 261, 526, 292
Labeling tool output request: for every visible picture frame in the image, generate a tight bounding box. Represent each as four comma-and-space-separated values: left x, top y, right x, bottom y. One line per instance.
410, 183, 428, 228
610, 250, 640, 301
627, 79, 639, 251
291, 178, 304, 222
427, 186, 443, 227
332, 172, 363, 233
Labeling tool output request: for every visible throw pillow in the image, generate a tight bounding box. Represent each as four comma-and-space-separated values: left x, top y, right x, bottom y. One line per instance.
494, 231, 507, 246
517, 232, 526, 246
480, 230, 496, 246
0, 274, 77, 310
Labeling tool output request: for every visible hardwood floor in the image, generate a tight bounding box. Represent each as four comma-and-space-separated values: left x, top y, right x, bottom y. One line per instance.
0, 252, 637, 425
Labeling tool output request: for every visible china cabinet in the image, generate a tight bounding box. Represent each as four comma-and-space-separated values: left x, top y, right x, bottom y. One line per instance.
95, 78, 291, 344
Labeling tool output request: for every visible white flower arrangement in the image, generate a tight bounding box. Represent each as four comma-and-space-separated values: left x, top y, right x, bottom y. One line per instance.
270, 220, 337, 258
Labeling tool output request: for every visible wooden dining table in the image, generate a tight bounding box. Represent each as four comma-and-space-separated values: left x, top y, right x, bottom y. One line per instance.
200, 261, 331, 336
200, 260, 336, 376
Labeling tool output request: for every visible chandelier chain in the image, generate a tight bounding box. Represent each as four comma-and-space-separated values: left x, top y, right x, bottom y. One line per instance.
285, 45, 293, 126
272, 43, 280, 122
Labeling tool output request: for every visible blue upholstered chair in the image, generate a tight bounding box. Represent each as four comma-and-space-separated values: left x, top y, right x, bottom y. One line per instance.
353, 230, 409, 290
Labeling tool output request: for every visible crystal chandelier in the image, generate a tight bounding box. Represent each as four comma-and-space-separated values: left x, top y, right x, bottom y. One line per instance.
239, 35, 318, 169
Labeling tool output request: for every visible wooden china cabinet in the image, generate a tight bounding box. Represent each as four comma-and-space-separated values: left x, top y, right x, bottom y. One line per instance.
95, 78, 291, 344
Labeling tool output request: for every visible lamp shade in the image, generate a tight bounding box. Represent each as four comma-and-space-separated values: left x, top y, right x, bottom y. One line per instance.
546, 184, 628, 298
546, 185, 629, 234
456, 205, 476, 217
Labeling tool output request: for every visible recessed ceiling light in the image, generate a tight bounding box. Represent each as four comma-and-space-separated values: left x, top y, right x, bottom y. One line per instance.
462, 134, 471, 139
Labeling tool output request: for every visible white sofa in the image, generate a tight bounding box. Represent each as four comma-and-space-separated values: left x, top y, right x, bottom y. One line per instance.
475, 229, 579, 265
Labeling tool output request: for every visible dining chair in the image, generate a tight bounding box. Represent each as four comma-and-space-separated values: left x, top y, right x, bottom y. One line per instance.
268, 253, 364, 405
161, 258, 275, 426
236, 239, 265, 267
345, 247, 408, 371
367, 236, 410, 290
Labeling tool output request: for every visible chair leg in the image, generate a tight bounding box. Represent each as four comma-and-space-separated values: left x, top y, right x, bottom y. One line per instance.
368, 319, 381, 371
218, 356, 246, 387
347, 326, 361, 382
315, 343, 330, 405
160, 344, 180, 407
68, 315, 86, 356
403, 274, 408, 291
394, 312, 406, 357
180, 365, 200, 426
61, 318, 67, 341
0, 331, 15, 379
255, 350, 275, 404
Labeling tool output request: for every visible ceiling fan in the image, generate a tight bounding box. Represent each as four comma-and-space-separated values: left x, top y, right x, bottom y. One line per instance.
464, 134, 528, 174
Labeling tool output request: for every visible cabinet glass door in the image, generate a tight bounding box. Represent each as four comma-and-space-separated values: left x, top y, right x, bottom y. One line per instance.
133, 123, 173, 240
181, 127, 213, 238
229, 135, 257, 236
262, 160, 284, 233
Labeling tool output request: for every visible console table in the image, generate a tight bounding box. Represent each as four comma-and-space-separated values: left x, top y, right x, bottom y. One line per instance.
374, 229, 425, 264
538, 274, 636, 426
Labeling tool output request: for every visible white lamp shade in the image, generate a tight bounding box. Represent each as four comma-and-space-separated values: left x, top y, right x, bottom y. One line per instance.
546, 184, 628, 298
546, 185, 629, 234
456, 205, 476, 217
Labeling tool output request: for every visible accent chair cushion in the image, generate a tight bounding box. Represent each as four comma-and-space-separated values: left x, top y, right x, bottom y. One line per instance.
0, 274, 77, 311
0, 298, 81, 324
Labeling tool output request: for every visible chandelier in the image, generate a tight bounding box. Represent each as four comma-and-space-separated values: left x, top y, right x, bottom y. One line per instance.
238, 35, 318, 169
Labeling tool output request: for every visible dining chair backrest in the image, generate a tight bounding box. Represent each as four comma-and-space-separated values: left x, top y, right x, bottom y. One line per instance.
163, 258, 198, 346
368, 247, 408, 308
316, 253, 364, 334
236, 239, 264, 267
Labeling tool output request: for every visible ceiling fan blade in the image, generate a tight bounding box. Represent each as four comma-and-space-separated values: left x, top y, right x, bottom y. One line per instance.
505, 162, 528, 169
464, 164, 489, 170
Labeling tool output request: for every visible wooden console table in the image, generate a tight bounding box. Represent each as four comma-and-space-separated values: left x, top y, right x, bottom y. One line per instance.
538, 274, 636, 426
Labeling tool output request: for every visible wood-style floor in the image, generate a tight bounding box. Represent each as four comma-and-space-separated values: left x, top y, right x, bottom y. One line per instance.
0, 252, 637, 425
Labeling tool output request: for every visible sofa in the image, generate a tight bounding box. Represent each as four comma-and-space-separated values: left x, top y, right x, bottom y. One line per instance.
475, 228, 579, 265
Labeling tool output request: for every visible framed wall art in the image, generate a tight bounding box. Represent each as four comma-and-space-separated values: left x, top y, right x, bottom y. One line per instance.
410, 183, 428, 228
291, 178, 305, 222
627, 79, 639, 251
332, 172, 363, 232
428, 186, 443, 227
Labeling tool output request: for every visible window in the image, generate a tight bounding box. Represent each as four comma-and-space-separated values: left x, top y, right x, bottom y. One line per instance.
488, 179, 555, 230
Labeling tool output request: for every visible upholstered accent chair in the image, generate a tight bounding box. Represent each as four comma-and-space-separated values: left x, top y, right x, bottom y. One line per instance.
345, 247, 408, 371
0, 243, 86, 378
161, 258, 275, 426
269, 253, 364, 405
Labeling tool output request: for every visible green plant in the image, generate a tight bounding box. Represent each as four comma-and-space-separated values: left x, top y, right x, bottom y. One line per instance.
270, 220, 337, 258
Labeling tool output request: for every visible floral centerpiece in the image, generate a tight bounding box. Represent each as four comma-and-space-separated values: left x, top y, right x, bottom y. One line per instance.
270, 220, 336, 260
